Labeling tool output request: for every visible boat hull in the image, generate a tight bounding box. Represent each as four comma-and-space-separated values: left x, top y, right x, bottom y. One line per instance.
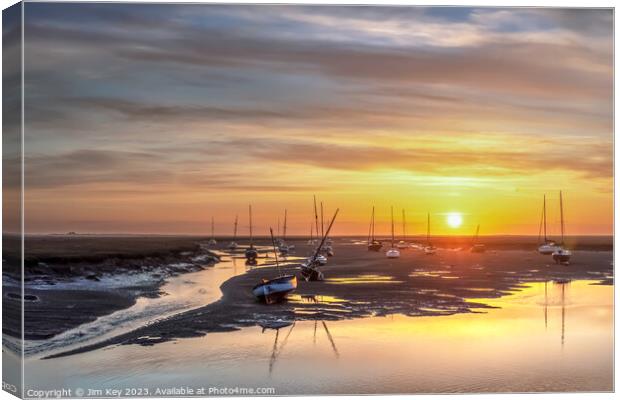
386, 248, 400, 258
245, 247, 258, 260
252, 275, 297, 304
538, 243, 558, 255
367, 241, 382, 252
470, 244, 486, 253
300, 265, 323, 281
424, 246, 436, 255
552, 249, 572, 264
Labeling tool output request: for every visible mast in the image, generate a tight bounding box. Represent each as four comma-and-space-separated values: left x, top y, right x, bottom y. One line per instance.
538, 205, 544, 244
427, 213, 431, 245
391, 207, 395, 248
372, 206, 375, 241
249, 205, 254, 247
367, 207, 374, 245
310, 209, 339, 262
320, 202, 324, 238
313, 195, 319, 240
473, 224, 480, 245
211, 217, 215, 239
543, 195, 547, 243
310, 223, 313, 242
269, 228, 282, 276
559, 191, 565, 246
402, 209, 406, 241
283, 209, 287, 241
233, 215, 238, 240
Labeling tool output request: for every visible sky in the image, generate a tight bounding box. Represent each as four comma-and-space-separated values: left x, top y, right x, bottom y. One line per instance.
18, 4, 613, 236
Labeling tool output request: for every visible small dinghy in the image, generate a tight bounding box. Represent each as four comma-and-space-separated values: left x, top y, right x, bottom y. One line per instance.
253, 229, 297, 304
253, 275, 297, 304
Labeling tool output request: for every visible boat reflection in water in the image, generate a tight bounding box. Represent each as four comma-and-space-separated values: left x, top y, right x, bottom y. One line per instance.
262, 319, 339, 374
24, 280, 612, 394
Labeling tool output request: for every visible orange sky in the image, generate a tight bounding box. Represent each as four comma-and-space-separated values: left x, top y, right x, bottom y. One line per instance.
18, 5, 613, 235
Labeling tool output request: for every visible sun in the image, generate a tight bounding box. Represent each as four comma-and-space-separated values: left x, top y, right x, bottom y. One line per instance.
446, 213, 463, 228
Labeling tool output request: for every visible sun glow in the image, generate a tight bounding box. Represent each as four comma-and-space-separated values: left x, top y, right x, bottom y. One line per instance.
446, 213, 463, 228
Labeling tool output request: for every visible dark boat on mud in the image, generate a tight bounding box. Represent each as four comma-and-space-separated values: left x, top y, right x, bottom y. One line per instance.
301, 208, 339, 281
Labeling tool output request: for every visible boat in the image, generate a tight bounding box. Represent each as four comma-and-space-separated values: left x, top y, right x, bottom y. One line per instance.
307, 224, 316, 245
537, 194, 559, 255
278, 209, 289, 255
208, 216, 217, 246
245, 205, 258, 262
396, 209, 408, 249
228, 215, 239, 250
470, 224, 486, 253
367, 206, 383, 251
252, 228, 297, 304
319, 202, 334, 256
424, 213, 436, 255
552, 191, 572, 265
386, 207, 401, 258
301, 208, 339, 281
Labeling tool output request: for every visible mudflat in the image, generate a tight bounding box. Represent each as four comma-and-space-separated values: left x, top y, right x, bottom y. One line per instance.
43, 237, 613, 359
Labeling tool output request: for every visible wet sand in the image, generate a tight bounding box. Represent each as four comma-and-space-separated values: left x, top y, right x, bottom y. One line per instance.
3, 235, 219, 339
44, 239, 613, 359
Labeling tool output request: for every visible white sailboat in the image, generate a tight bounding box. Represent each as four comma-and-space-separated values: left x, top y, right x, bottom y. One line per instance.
396, 209, 408, 249
424, 213, 436, 255
245, 205, 258, 263
538, 194, 559, 255
552, 191, 572, 264
228, 215, 238, 250
208, 217, 217, 246
252, 228, 297, 304
386, 207, 401, 258
278, 209, 289, 255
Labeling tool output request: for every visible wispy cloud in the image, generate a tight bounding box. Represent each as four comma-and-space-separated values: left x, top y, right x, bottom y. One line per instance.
19, 4, 613, 234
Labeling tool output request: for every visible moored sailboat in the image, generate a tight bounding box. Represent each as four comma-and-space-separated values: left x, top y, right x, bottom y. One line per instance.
470, 224, 485, 253
301, 208, 339, 281
245, 205, 258, 263
386, 207, 401, 258
367, 206, 382, 251
252, 228, 297, 304
396, 209, 408, 249
424, 213, 436, 255
278, 209, 289, 255
228, 215, 239, 250
552, 191, 572, 265
208, 217, 217, 246
538, 195, 559, 255
320, 202, 334, 257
